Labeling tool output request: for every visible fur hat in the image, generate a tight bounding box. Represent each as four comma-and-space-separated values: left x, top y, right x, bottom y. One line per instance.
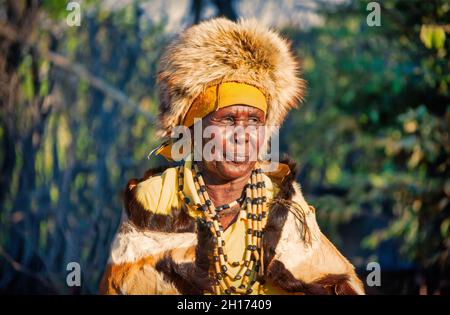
156, 17, 305, 138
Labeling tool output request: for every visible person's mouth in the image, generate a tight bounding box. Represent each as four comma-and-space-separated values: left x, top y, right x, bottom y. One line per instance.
225, 155, 249, 163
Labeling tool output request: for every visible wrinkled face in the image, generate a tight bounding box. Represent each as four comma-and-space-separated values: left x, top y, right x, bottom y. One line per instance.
196, 105, 266, 181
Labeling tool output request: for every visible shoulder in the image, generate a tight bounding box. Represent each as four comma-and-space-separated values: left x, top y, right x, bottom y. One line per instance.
263, 155, 303, 201
123, 165, 180, 225
264, 157, 365, 294
134, 167, 178, 210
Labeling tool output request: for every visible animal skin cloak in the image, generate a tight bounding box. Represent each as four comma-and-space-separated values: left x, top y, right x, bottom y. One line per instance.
99, 158, 365, 295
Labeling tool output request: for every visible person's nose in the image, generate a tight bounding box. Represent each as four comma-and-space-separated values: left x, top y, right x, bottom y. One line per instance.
233, 125, 249, 145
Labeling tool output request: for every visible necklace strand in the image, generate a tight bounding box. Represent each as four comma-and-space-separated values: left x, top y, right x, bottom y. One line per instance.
177, 162, 268, 295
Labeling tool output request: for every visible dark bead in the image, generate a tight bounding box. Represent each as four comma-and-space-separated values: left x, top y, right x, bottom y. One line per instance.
221, 265, 228, 272
216, 273, 223, 280
245, 197, 252, 203
178, 184, 183, 190
223, 255, 228, 261
244, 260, 250, 267
246, 288, 253, 294
213, 214, 219, 220
216, 206, 223, 212
216, 231, 221, 237
245, 270, 251, 276
239, 284, 245, 289
199, 185, 207, 192
258, 214, 263, 221
222, 240, 225, 246
197, 218, 206, 226
247, 213, 252, 219
222, 204, 230, 209
205, 200, 212, 206
234, 275, 242, 280
232, 261, 240, 267
206, 221, 213, 228
250, 184, 256, 189
218, 247, 223, 255
257, 198, 263, 205
184, 197, 190, 204
247, 228, 253, 234
225, 289, 231, 295
247, 245, 253, 251
252, 214, 258, 220
230, 286, 237, 292
213, 255, 219, 262
200, 205, 207, 212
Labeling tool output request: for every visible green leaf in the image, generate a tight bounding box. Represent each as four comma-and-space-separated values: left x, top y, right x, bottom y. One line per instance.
420, 25, 446, 49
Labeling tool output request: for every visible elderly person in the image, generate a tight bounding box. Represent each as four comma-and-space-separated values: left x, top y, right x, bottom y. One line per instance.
100, 18, 364, 295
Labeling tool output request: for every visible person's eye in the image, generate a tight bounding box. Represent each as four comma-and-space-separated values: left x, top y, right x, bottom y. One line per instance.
222, 116, 234, 124
248, 116, 260, 124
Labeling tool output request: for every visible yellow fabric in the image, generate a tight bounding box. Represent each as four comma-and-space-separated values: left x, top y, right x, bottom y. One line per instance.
134, 159, 291, 294
183, 82, 267, 128
134, 167, 179, 215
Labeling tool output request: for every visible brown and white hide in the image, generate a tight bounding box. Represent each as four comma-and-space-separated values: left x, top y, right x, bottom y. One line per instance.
99, 160, 365, 295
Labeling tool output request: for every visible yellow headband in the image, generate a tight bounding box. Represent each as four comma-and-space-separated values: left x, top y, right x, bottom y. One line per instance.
183, 82, 267, 127
151, 82, 267, 161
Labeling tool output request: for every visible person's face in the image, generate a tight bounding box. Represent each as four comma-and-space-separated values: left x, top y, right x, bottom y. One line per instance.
196, 105, 266, 181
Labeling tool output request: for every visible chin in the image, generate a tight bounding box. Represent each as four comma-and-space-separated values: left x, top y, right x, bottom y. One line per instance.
217, 160, 254, 180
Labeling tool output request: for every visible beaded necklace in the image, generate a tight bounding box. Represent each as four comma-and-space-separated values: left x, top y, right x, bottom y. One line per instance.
177, 161, 269, 295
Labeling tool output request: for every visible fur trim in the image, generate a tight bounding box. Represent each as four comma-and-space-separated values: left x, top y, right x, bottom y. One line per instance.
262, 155, 300, 273
156, 17, 305, 138
267, 260, 362, 295
271, 184, 365, 295
99, 220, 198, 295
154, 218, 215, 294
107, 220, 197, 266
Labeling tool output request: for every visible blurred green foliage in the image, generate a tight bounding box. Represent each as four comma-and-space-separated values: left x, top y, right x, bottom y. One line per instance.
282, 0, 449, 290
1, 0, 167, 293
